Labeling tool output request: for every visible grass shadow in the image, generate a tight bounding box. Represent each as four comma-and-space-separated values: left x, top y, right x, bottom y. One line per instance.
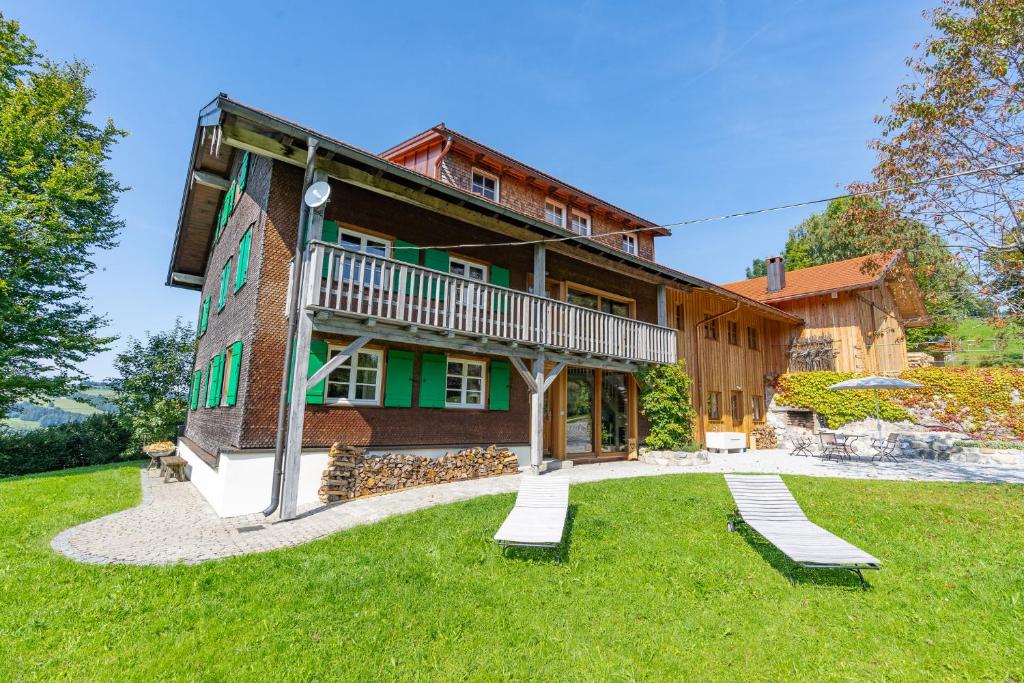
0, 459, 144, 483
498, 503, 577, 565
731, 520, 871, 590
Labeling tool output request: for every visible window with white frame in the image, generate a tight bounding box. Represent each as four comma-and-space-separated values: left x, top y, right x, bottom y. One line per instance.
471, 168, 499, 201
334, 228, 390, 286
337, 228, 389, 256
622, 234, 637, 254
449, 256, 487, 282
325, 347, 383, 405
446, 358, 485, 408
544, 199, 566, 228
570, 210, 591, 235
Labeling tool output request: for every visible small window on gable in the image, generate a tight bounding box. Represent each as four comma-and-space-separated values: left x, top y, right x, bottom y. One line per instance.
449, 256, 487, 282
622, 234, 637, 255
707, 391, 722, 421
471, 168, 499, 201
569, 210, 591, 236
747, 326, 760, 350
704, 316, 719, 341
727, 320, 739, 345
544, 199, 566, 228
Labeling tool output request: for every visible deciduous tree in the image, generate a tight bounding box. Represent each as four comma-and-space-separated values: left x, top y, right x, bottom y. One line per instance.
0, 14, 125, 415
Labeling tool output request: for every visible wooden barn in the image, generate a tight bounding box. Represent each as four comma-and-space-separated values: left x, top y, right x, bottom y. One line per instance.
722, 251, 931, 374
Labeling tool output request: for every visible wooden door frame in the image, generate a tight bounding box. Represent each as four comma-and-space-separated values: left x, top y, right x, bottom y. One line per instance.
552, 366, 635, 460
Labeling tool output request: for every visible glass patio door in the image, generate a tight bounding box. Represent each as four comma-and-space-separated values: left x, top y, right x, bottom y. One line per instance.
566, 368, 595, 454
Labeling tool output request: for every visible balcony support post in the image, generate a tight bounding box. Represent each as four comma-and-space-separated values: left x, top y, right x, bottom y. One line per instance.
657, 284, 667, 328
529, 242, 547, 474
278, 169, 328, 521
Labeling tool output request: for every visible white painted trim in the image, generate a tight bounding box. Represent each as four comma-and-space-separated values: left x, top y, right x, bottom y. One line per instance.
570, 209, 591, 236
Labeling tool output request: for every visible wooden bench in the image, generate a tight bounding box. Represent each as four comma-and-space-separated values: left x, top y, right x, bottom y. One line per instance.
160, 455, 187, 483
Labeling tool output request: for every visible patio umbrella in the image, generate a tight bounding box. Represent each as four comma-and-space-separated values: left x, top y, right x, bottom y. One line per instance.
827, 376, 923, 437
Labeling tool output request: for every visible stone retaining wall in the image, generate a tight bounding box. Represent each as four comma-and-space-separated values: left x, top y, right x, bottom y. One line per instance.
319, 444, 521, 503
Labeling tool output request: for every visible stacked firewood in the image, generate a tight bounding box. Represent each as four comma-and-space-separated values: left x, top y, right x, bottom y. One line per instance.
319, 444, 520, 503
751, 423, 778, 449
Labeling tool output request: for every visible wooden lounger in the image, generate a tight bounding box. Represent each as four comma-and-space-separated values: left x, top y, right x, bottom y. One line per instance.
494, 475, 569, 552
725, 474, 880, 587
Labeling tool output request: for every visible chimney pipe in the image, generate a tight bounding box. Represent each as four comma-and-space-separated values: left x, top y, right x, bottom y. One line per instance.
766, 256, 785, 293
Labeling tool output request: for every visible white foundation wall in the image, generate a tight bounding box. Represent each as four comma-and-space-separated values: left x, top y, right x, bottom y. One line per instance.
177, 440, 329, 518
176, 441, 530, 517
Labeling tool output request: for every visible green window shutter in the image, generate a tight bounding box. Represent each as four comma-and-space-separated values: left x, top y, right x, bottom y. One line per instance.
383, 350, 414, 407
322, 219, 339, 243
200, 296, 210, 335
488, 360, 510, 411
392, 239, 419, 293
489, 264, 510, 312
321, 220, 339, 277
418, 352, 447, 408
190, 370, 202, 410
306, 338, 328, 405
235, 228, 251, 291
423, 248, 449, 301
218, 259, 231, 311
237, 151, 249, 191
227, 180, 238, 216
225, 341, 243, 406
204, 359, 214, 407
209, 353, 225, 407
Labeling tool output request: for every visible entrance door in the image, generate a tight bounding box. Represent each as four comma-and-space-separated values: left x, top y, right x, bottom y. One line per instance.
566, 368, 595, 454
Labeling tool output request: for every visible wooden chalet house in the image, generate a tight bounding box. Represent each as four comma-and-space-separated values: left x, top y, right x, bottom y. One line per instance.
167, 95, 799, 518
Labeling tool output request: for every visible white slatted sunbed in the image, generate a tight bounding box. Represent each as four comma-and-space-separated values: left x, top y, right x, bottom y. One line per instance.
494, 475, 569, 553
724, 474, 880, 587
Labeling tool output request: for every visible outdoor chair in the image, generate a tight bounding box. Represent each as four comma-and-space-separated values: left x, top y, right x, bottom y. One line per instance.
871, 433, 901, 463
818, 432, 847, 461
494, 475, 569, 554
725, 474, 881, 588
789, 435, 814, 457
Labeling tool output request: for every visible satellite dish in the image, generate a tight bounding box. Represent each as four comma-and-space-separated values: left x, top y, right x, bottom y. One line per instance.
303, 180, 331, 208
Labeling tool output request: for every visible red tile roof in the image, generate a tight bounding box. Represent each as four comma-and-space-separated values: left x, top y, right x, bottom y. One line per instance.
721, 252, 901, 303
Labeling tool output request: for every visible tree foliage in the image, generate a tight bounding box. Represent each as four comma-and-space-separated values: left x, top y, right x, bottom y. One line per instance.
853, 0, 1024, 315
108, 319, 195, 453
0, 14, 126, 416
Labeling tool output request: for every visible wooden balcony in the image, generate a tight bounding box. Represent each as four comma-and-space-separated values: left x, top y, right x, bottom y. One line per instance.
304, 241, 677, 368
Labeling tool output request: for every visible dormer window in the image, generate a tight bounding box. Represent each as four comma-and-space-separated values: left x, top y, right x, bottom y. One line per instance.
544, 199, 566, 228
471, 167, 499, 201
622, 234, 637, 255
570, 210, 591, 236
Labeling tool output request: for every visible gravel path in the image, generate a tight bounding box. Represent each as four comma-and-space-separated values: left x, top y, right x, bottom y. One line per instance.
51, 451, 1024, 566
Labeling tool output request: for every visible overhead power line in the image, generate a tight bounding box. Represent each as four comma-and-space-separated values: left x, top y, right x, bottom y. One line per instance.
372, 159, 1022, 252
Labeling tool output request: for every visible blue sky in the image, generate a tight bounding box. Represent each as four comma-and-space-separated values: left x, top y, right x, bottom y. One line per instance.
7, 0, 932, 379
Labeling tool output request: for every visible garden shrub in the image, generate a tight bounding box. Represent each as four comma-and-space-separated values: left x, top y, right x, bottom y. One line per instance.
954, 440, 1024, 451
0, 413, 134, 478
637, 360, 698, 451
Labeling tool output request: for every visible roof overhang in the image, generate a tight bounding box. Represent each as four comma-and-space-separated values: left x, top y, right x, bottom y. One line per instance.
165, 95, 801, 324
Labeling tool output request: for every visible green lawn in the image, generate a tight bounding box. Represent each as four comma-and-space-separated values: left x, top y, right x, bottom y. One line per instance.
952, 318, 1024, 366
2, 464, 1022, 681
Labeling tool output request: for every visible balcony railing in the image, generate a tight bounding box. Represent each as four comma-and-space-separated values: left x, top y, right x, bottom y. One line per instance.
305, 241, 677, 365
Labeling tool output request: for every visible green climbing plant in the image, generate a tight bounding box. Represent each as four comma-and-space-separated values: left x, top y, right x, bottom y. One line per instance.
637, 360, 698, 451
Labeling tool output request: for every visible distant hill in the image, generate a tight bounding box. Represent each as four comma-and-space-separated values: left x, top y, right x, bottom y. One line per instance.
2, 385, 117, 431
950, 319, 1024, 367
